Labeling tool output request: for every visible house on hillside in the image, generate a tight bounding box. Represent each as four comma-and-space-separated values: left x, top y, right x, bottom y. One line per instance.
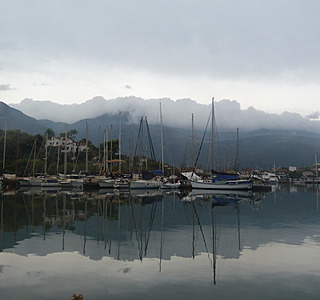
46, 137, 87, 153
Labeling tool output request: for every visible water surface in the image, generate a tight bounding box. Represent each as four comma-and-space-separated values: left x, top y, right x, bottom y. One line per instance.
1, 185, 320, 299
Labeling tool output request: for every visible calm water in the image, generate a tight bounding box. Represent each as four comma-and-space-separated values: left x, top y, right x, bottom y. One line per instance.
1, 185, 320, 299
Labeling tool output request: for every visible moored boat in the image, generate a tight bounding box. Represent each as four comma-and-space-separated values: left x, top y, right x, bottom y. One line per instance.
191, 179, 252, 190
130, 180, 161, 189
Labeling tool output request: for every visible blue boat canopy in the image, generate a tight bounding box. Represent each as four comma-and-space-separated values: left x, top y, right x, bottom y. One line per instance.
151, 170, 164, 175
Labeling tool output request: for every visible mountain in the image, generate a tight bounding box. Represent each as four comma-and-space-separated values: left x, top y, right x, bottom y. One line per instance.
0, 101, 45, 134
220, 134, 320, 170
4, 99, 320, 169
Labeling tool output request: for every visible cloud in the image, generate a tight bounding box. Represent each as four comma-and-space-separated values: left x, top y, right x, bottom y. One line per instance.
32, 82, 51, 87
2, 0, 320, 116
2, 1, 320, 81
306, 112, 320, 120
0, 84, 14, 91
10, 97, 320, 134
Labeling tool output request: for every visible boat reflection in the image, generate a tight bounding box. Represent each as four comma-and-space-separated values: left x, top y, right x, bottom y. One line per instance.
180, 189, 249, 284
0, 188, 263, 281
180, 188, 264, 208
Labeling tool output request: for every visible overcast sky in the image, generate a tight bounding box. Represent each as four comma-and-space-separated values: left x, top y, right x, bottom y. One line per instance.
1, 0, 320, 117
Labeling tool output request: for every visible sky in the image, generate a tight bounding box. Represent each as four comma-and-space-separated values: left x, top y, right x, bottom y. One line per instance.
1, 0, 320, 117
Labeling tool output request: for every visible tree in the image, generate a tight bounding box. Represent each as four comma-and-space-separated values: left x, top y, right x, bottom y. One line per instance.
59, 129, 78, 140
68, 129, 78, 140
44, 128, 55, 139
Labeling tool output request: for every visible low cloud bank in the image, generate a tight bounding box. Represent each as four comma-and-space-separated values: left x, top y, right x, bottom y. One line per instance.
10, 96, 320, 133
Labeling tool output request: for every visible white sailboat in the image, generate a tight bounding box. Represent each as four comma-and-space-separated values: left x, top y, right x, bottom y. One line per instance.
190, 98, 252, 191
130, 116, 161, 190
130, 179, 161, 189
191, 177, 252, 190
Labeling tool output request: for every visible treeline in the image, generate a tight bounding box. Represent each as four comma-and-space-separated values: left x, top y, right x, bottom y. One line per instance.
0, 129, 169, 176
0, 129, 120, 176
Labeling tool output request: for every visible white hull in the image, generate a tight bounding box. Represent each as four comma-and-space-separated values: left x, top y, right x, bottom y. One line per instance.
17, 179, 31, 187
161, 182, 180, 189
113, 181, 129, 189
191, 180, 252, 190
29, 179, 43, 186
60, 177, 84, 188
99, 180, 129, 189
130, 180, 161, 189
98, 180, 116, 189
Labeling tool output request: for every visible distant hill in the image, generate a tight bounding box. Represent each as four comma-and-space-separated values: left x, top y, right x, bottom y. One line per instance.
2, 100, 320, 170
0, 101, 45, 134
219, 134, 320, 170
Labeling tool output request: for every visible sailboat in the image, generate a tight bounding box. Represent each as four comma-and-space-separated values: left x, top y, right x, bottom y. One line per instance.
191, 170, 252, 190
158, 102, 180, 189
96, 114, 130, 190
190, 98, 252, 191
130, 116, 162, 190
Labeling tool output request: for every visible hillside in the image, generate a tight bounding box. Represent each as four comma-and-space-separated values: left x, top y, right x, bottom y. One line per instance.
0, 102, 45, 134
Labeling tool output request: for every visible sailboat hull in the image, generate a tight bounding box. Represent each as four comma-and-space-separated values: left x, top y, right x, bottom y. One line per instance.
130, 180, 161, 189
191, 180, 252, 190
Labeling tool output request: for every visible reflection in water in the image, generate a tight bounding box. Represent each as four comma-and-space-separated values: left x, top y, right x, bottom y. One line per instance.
1, 186, 320, 299
0, 188, 257, 262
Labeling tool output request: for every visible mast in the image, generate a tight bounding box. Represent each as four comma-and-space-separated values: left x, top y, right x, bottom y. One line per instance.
133, 117, 144, 173
129, 132, 134, 173
33, 139, 36, 177
192, 113, 195, 168
56, 142, 60, 175
315, 153, 318, 182
44, 132, 48, 176
119, 113, 122, 174
15, 130, 20, 174
143, 117, 147, 170
105, 128, 109, 174
160, 102, 164, 174
2, 117, 7, 171
234, 127, 239, 172
110, 125, 113, 173
211, 97, 216, 171
64, 130, 67, 175
98, 125, 101, 172
85, 122, 88, 173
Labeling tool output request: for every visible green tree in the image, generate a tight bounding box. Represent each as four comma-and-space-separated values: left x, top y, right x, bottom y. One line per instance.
68, 129, 78, 140
59, 129, 78, 140
44, 128, 55, 139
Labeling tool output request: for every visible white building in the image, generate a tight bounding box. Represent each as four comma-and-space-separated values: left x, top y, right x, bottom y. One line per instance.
46, 137, 87, 153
